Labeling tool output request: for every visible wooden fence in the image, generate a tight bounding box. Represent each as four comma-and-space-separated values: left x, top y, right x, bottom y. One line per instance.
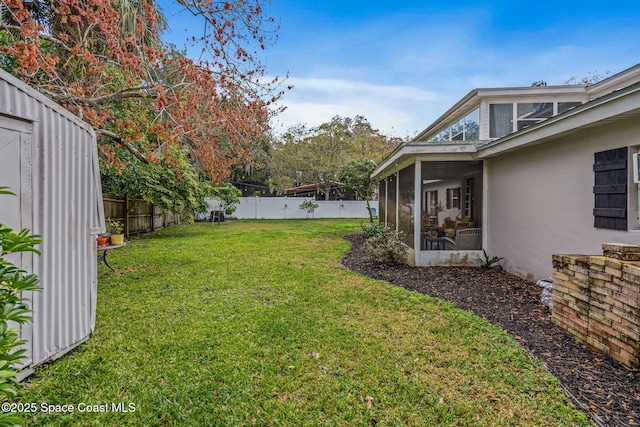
103, 194, 182, 237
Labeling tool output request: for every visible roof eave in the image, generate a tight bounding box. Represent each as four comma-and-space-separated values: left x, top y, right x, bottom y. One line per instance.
371, 142, 478, 180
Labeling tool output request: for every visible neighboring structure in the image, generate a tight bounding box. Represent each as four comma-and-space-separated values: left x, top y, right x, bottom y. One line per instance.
284, 182, 359, 200
0, 69, 104, 378
372, 63, 640, 280
232, 180, 276, 197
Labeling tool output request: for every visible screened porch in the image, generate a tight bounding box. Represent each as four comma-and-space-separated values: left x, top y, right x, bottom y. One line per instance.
377, 160, 484, 266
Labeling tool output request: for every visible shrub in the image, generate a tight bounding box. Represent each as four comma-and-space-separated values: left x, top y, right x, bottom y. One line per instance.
299, 200, 319, 218
477, 250, 504, 269
361, 222, 384, 237
364, 227, 409, 265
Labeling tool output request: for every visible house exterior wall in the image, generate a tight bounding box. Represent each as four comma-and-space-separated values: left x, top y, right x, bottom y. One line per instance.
486, 115, 640, 281
0, 69, 103, 378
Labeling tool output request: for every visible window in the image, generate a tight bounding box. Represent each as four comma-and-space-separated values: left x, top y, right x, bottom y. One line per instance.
593, 147, 627, 230
431, 128, 449, 142
451, 118, 465, 140
427, 190, 439, 214
464, 109, 480, 140
517, 103, 553, 131
559, 102, 582, 114
446, 187, 461, 209
489, 104, 513, 138
464, 177, 476, 220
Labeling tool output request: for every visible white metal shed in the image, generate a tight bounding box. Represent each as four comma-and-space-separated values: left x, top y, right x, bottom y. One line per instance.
0, 69, 105, 378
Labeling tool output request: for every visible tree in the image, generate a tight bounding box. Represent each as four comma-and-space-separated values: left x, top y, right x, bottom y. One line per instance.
271, 116, 399, 199
210, 182, 241, 223
564, 70, 610, 85
298, 199, 318, 218
0, 0, 285, 189
100, 145, 211, 217
337, 158, 378, 222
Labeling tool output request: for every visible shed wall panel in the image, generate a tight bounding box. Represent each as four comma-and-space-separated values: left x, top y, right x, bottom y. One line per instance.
0, 69, 103, 373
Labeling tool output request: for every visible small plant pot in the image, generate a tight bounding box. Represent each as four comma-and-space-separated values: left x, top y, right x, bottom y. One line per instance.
110, 234, 125, 245
97, 235, 110, 247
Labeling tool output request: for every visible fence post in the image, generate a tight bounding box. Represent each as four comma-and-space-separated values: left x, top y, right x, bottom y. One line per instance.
151, 204, 156, 232
124, 193, 130, 238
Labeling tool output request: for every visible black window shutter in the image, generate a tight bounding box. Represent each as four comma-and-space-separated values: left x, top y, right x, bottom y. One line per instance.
593, 147, 628, 230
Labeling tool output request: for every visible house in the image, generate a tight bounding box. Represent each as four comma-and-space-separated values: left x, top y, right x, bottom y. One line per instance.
0, 69, 105, 378
372, 63, 640, 281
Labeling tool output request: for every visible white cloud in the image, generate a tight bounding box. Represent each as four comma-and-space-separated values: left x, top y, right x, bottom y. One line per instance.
270, 76, 440, 138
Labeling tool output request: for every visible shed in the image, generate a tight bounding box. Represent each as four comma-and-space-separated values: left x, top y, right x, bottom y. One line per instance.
0, 69, 105, 378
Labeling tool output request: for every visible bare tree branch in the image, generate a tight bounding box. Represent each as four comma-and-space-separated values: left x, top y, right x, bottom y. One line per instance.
96, 129, 150, 164
39, 86, 158, 106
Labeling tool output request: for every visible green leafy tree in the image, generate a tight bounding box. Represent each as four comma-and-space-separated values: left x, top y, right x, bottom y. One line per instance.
101, 146, 211, 218
337, 158, 378, 222
0, 187, 42, 427
211, 183, 241, 223
271, 116, 399, 198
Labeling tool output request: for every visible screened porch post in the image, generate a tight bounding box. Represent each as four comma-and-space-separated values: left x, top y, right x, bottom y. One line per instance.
482, 160, 489, 250
395, 171, 400, 230
384, 179, 388, 227
414, 160, 422, 257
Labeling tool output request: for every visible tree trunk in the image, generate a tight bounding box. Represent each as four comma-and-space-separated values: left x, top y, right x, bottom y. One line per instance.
366, 199, 373, 223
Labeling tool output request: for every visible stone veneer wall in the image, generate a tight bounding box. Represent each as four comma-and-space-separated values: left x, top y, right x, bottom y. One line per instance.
552, 243, 640, 369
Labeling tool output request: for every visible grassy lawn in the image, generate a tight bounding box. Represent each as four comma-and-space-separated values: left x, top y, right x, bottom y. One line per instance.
20, 219, 590, 426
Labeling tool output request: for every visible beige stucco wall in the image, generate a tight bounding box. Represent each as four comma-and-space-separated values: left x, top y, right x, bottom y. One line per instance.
486, 116, 640, 281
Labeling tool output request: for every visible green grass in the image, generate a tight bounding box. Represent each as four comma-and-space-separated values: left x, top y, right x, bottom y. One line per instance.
20, 219, 591, 426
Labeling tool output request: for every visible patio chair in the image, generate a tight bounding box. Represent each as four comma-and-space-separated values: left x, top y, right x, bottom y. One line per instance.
443, 227, 482, 250
442, 217, 456, 230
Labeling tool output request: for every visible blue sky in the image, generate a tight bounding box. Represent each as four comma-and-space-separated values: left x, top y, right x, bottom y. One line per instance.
161, 0, 640, 138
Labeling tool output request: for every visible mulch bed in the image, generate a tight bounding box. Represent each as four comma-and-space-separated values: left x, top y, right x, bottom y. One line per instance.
341, 232, 640, 427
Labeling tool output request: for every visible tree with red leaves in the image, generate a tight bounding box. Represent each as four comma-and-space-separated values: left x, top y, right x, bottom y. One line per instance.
0, 0, 285, 208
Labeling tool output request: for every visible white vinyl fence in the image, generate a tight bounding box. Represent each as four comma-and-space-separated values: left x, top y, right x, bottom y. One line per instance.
205, 197, 377, 220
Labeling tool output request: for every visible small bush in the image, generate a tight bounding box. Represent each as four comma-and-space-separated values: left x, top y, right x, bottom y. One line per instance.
361, 222, 384, 237
477, 250, 504, 269
0, 186, 42, 426
299, 200, 319, 218
364, 227, 409, 265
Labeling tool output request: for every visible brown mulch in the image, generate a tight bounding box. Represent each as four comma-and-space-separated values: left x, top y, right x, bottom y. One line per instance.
341, 232, 640, 427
